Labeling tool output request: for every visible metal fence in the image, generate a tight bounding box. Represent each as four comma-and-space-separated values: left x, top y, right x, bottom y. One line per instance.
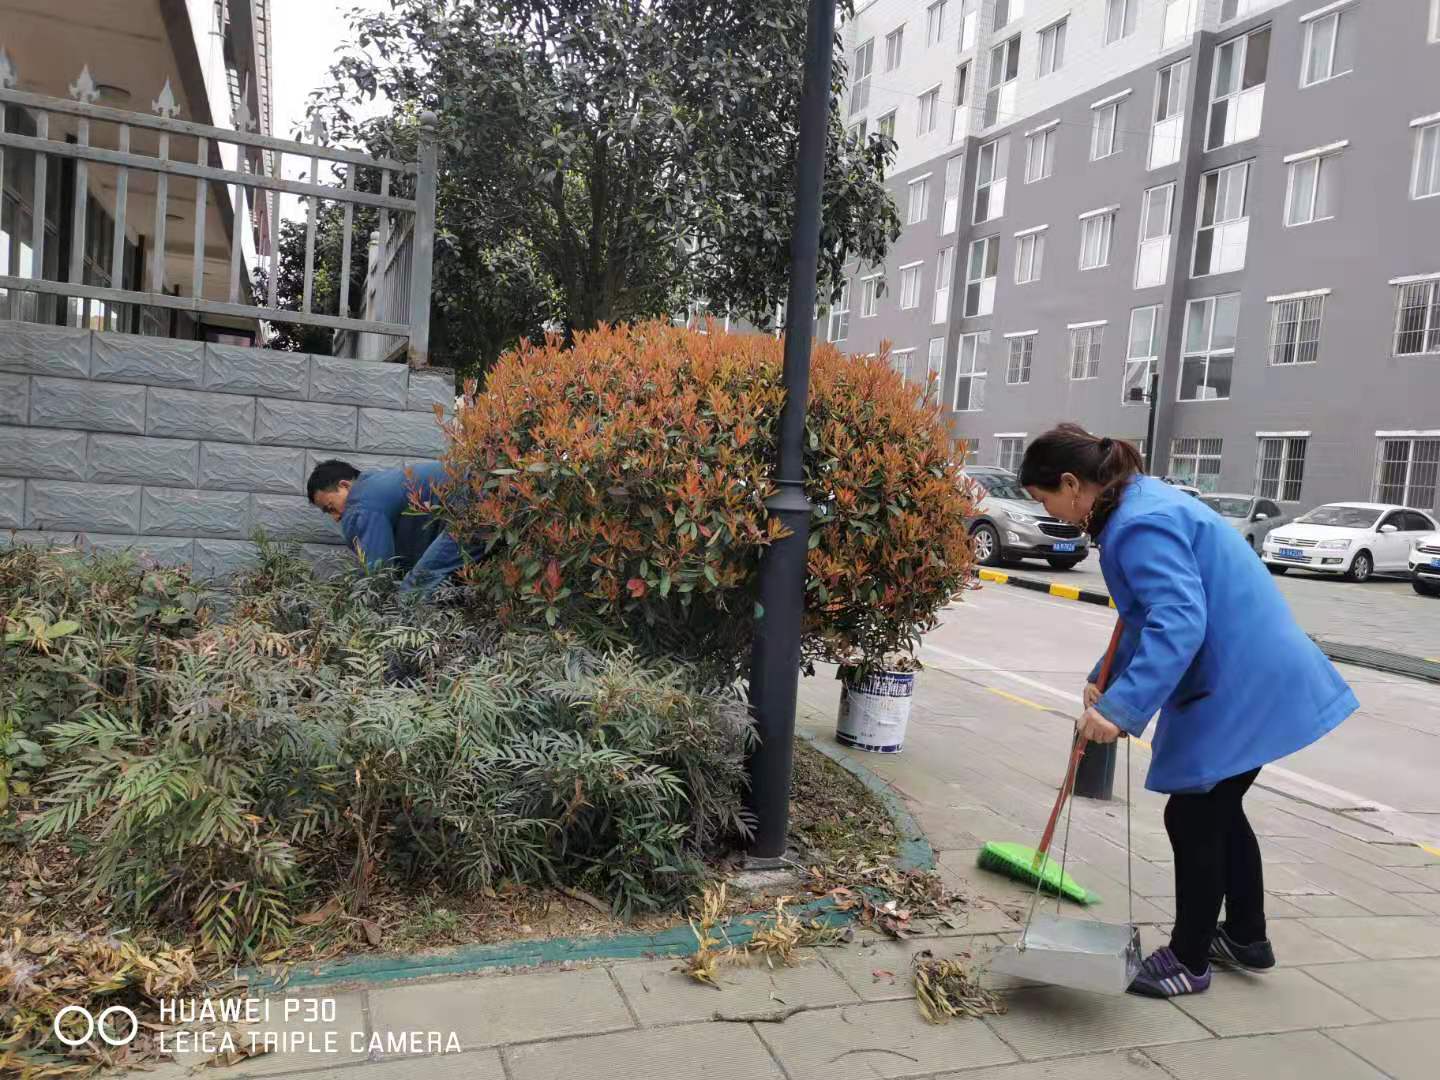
0, 46, 437, 366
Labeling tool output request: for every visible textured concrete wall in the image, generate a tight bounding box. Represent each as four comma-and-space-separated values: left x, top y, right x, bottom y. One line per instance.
0, 326, 455, 578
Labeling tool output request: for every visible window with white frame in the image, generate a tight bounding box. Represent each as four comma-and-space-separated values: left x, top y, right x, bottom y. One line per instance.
861, 275, 882, 318
993, 0, 1024, 29
1014, 228, 1045, 284
1079, 209, 1116, 271
1375, 436, 1440, 509
1124, 306, 1162, 405
1136, 183, 1175, 289
1207, 27, 1269, 151
1286, 147, 1340, 226
1413, 119, 1440, 200
908, 175, 932, 225
943, 156, 964, 234
974, 136, 1009, 222
926, 337, 946, 395
850, 40, 874, 114
885, 26, 905, 72
952, 62, 972, 142
878, 110, 897, 143
1256, 435, 1308, 501
1069, 324, 1105, 380
1039, 18, 1067, 77
1006, 333, 1035, 384
1092, 101, 1121, 160
963, 437, 981, 465
1301, 5, 1354, 87
934, 247, 955, 323
996, 435, 1025, 472
1105, 0, 1138, 45
985, 36, 1021, 127
1163, 0, 1198, 48
965, 237, 999, 317
927, 0, 948, 46
828, 281, 851, 342
959, 0, 979, 50
899, 263, 923, 310
919, 87, 942, 137
1180, 294, 1239, 401
1025, 124, 1056, 183
954, 332, 988, 412
1431, 0, 1440, 42
848, 120, 867, 145
1150, 59, 1190, 170
1170, 437, 1224, 492
892, 348, 916, 381
1269, 292, 1325, 365
1194, 161, 1251, 276
1394, 278, 1440, 355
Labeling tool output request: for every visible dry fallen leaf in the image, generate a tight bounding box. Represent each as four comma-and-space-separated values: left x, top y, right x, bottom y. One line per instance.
293, 898, 340, 926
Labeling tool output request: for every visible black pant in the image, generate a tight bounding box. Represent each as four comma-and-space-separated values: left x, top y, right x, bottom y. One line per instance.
1164, 767, 1265, 973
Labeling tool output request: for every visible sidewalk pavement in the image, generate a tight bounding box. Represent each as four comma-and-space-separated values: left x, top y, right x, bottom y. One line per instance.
142, 663, 1439, 1080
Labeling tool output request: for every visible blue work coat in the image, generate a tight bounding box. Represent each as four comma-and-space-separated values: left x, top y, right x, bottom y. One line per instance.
340, 462, 463, 595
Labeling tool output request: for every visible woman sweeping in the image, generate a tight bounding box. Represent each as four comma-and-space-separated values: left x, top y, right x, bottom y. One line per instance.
1018, 425, 1357, 998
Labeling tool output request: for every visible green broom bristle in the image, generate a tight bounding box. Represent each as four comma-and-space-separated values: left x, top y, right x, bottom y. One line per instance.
976, 841, 1100, 905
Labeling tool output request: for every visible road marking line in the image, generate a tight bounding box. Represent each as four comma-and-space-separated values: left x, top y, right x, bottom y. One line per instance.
986, 686, 1049, 711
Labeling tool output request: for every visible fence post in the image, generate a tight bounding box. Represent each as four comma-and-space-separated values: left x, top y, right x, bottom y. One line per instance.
406, 111, 438, 369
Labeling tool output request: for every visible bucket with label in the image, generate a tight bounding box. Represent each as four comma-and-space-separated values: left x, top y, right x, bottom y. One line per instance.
835, 668, 915, 754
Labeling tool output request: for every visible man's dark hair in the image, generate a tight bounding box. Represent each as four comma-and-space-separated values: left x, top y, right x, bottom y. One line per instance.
306, 459, 361, 504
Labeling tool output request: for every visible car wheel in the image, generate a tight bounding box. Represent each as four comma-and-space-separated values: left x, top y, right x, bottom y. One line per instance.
1267, 564, 1288, 575
1415, 578, 1440, 598
972, 523, 1002, 566
1047, 557, 1082, 571
1345, 551, 1374, 583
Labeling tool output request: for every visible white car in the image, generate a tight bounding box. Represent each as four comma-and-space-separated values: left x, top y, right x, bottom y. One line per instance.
1262, 503, 1439, 582
1410, 531, 1440, 597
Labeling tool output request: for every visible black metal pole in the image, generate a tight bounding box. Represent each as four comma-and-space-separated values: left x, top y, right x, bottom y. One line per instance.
744, 0, 835, 860
1143, 367, 1160, 474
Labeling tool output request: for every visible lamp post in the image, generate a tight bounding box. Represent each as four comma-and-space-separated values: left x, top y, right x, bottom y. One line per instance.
744, 0, 836, 861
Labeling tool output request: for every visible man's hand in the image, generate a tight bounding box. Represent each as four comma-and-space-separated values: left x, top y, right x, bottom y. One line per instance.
1083, 681, 1102, 709
1077, 706, 1122, 744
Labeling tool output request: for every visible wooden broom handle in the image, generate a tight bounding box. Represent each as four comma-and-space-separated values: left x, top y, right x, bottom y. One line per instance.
1032, 620, 1125, 866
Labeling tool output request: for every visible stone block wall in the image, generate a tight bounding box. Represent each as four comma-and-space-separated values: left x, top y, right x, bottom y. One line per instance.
0, 325, 454, 578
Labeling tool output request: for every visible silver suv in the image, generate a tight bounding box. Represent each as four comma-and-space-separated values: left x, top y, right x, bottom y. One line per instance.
963, 466, 1090, 570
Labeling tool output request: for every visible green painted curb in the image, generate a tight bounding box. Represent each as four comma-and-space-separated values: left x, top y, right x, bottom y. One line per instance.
246, 731, 934, 991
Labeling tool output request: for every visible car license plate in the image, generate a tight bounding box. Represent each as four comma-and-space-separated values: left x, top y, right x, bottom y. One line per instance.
1278, 547, 1306, 561
1052, 542, 1076, 553
1431, 558, 1440, 569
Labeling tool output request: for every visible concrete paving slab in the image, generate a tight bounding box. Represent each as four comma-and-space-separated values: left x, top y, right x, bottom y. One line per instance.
1262, 863, 1335, 896
275, 1050, 506, 1080
756, 998, 1017, 1079
1170, 969, 1376, 1035
985, 987, 1209, 1060
1257, 893, 1312, 919
1393, 862, 1440, 890
608, 955, 858, 1025
926, 808, 1030, 850
1397, 890, 1440, 915
1302, 916, 1440, 959
504, 1021, 785, 1080
1286, 893, 1378, 917
1304, 958, 1440, 1020
1281, 840, 1432, 893
1262, 918, 1364, 966
1326, 1018, 1440, 1079
1145, 1030, 1385, 1080
368, 967, 632, 1051
155, 992, 370, 1077
1283, 862, 1432, 916
928, 1049, 1169, 1080
820, 937, 945, 1002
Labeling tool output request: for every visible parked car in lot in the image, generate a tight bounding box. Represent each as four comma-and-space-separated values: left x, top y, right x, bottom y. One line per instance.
1261, 503, 1438, 582
1409, 530, 1440, 597
962, 466, 1090, 570
1199, 493, 1293, 552
1159, 476, 1202, 497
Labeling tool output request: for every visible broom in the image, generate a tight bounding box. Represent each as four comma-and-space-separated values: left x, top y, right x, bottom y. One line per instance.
975, 620, 1125, 905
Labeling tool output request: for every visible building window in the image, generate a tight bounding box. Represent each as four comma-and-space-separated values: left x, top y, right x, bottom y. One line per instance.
1395, 279, 1440, 355
1006, 334, 1035, 384
928, 0, 948, 46
1024, 125, 1056, 183
1014, 229, 1045, 284
1124, 306, 1162, 405
1302, 7, 1354, 87
1039, 18, 1067, 77
908, 175, 932, 225
943, 156, 964, 234
1375, 436, 1440, 508
918, 86, 942, 135
954, 331, 989, 412
847, 120, 867, 145
1207, 27, 1269, 151
1180, 294, 1239, 401
1431, 0, 1440, 43
899, 264, 923, 310
996, 435, 1025, 472
1079, 209, 1116, 271
934, 247, 955, 323
1257, 436, 1308, 502
963, 438, 981, 465
1136, 183, 1175, 289
885, 26, 905, 72
1286, 150, 1339, 226
1164, 0, 1197, 48
1269, 293, 1325, 365
952, 62, 972, 142
828, 281, 851, 342
1194, 161, 1251, 276
1221, 0, 1251, 21
993, 0, 1023, 29
878, 110, 898, 143
965, 237, 999, 317
926, 337, 946, 395
974, 136, 1009, 223
1413, 119, 1440, 200
1170, 437, 1224, 492
892, 348, 916, 381
1091, 102, 1121, 160
1105, 0, 1138, 45
1150, 59, 1190, 170
985, 36, 1021, 127
861, 275, 882, 318
960, 0, 980, 51
1069, 324, 1105, 381
850, 40, 874, 114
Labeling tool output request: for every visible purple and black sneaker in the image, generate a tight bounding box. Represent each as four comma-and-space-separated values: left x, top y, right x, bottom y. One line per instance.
1128, 946, 1212, 998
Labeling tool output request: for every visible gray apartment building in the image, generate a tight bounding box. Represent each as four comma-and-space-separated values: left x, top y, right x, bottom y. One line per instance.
828, 0, 1440, 513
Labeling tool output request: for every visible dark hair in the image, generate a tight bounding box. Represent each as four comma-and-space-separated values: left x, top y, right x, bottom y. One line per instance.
1018, 424, 1145, 536
306, 459, 360, 504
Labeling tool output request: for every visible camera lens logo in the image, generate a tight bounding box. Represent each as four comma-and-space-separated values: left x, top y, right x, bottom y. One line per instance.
52, 1005, 139, 1048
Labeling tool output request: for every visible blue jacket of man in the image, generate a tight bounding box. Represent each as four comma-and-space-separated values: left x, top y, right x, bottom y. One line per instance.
1090, 475, 1356, 794
339, 461, 463, 595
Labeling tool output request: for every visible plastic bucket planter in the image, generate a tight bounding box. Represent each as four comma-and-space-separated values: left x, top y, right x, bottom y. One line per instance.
835, 667, 915, 754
